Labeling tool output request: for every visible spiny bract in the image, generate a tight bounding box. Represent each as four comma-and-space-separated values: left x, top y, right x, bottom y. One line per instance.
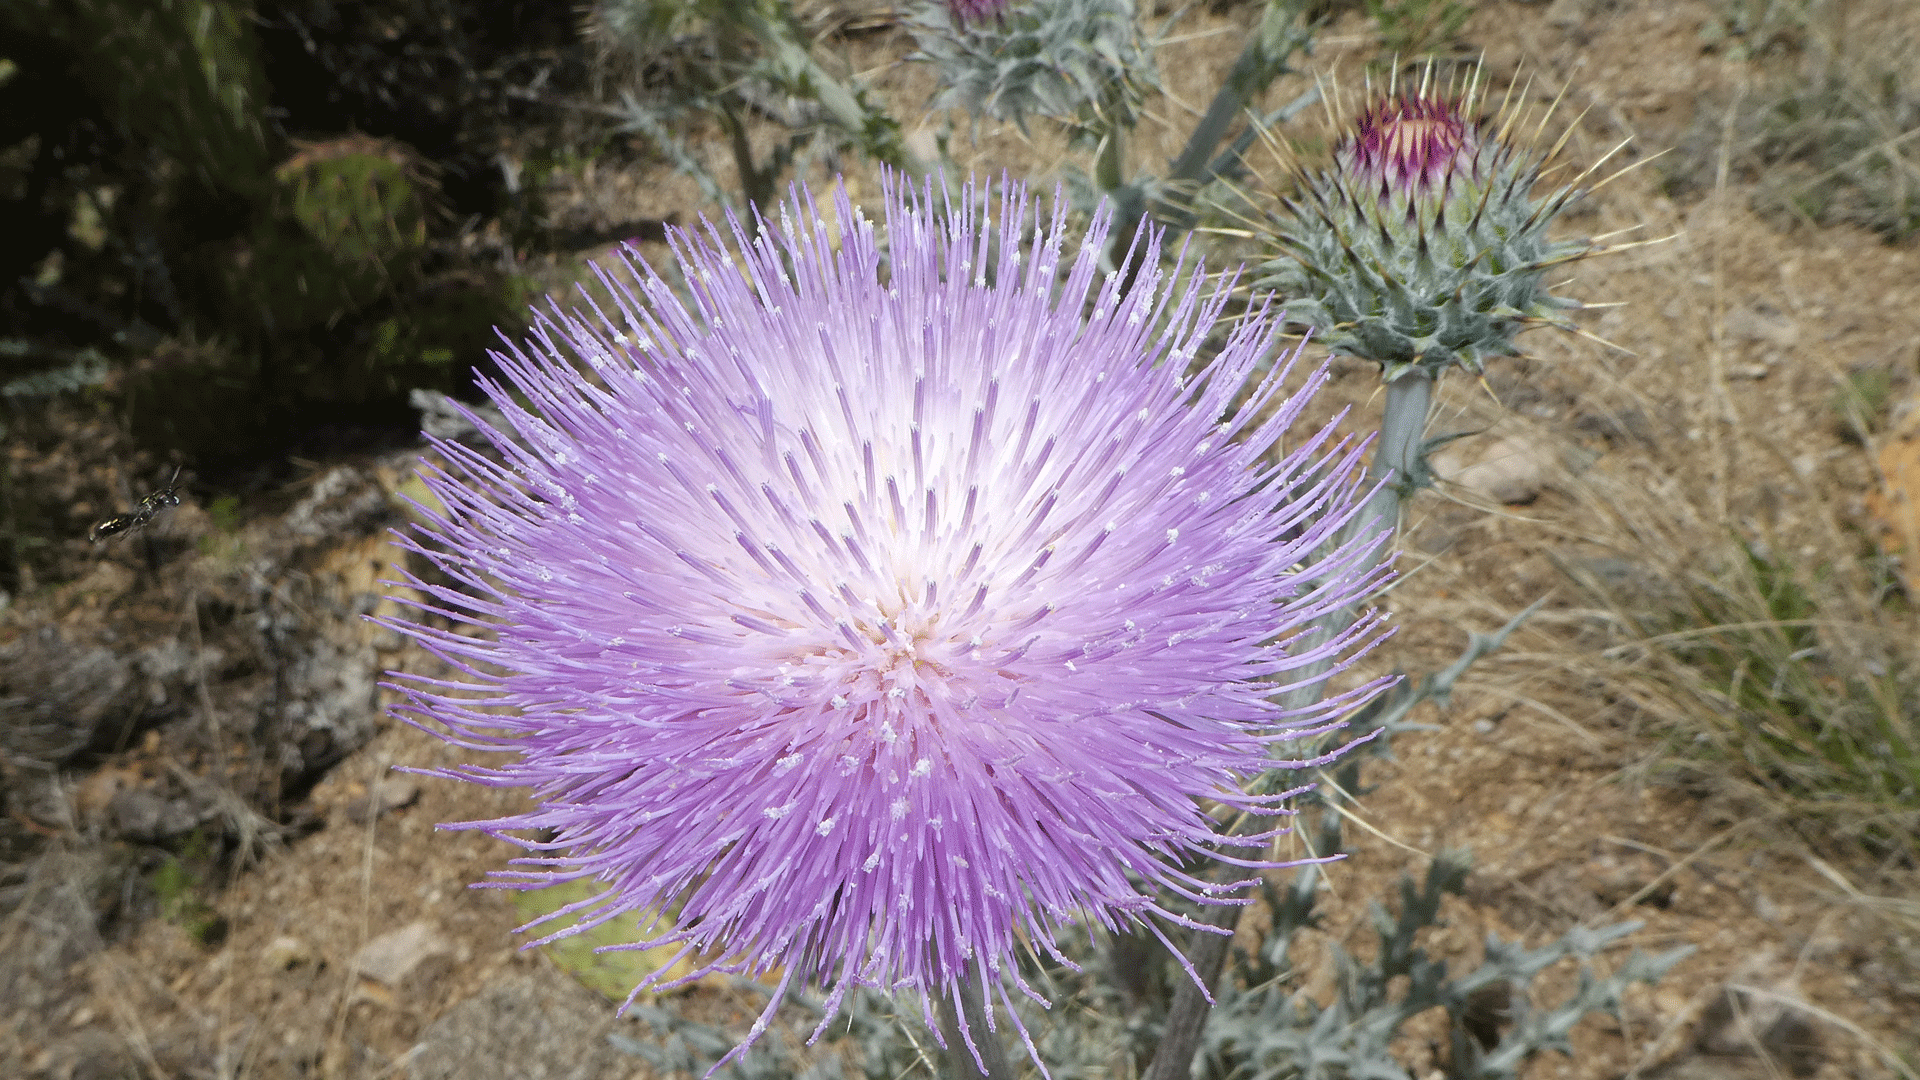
385, 175, 1391, 1069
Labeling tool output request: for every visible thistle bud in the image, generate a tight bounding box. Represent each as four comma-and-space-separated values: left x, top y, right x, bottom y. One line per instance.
1259, 69, 1601, 382
908, 0, 1153, 132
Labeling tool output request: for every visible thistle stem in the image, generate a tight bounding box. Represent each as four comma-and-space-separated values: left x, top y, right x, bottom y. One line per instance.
1139, 890, 1240, 1080
716, 101, 770, 225
1155, 0, 1313, 226
936, 972, 1018, 1080
1094, 121, 1127, 196
1352, 369, 1434, 547
1143, 365, 1434, 1077
1267, 365, 1430, 713
1097, 122, 1149, 276
736, 8, 929, 175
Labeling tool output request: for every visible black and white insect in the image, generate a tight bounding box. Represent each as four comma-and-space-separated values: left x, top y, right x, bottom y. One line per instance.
89, 466, 184, 543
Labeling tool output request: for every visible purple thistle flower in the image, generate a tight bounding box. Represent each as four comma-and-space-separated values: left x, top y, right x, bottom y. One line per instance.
386, 175, 1391, 1069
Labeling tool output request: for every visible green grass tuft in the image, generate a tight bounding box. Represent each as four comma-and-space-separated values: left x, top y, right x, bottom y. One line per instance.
1364, 0, 1472, 58
1575, 537, 1920, 857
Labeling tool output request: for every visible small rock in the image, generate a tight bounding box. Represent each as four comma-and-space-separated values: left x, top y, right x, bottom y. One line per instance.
904, 128, 942, 172
344, 777, 421, 824
1584, 852, 1668, 908
108, 786, 200, 841
263, 935, 316, 970
1573, 407, 1653, 447
1724, 305, 1800, 348
284, 467, 390, 539
1695, 985, 1825, 1077
352, 920, 451, 986
1432, 435, 1554, 505
1542, 0, 1591, 29
410, 975, 631, 1080
409, 388, 517, 448
1728, 362, 1770, 381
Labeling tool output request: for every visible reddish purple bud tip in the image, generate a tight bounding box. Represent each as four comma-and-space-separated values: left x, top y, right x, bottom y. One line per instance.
1343, 91, 1480, 197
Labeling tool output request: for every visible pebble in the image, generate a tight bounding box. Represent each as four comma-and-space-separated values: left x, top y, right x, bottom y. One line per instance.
352, 920, 450, 986
408, 975, 632, 1080
263, 935, 315, 970
1432, 435, 1554, 505
344, 777, 421, 824
1724, 305, 1800, 348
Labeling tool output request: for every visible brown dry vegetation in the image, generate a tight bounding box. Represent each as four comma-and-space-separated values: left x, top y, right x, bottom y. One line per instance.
4, 1, 1919, 1079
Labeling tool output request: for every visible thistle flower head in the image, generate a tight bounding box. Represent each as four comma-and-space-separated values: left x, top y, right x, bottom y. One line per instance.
1257, 65, 1613, 382
909, 0, 1154, 132
386, 176, 1390, 1068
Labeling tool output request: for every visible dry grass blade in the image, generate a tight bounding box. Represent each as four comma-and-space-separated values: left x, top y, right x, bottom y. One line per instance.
1672, 0, 1920, 239
1725, 982, 1920, 1080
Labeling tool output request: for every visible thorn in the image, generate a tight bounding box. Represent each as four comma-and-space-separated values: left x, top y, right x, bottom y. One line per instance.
1572, 325, 1636, 355
1543, 102, 1596, 163
1587, 221, 1653, 244
1494, 73, 1533, 145
1528, 76, 1575, 150
1317, 67, 1341, 130
1583, 147, 1670, 196
1563, 135, 1636, 189
1596, 232, 1681, 255
1477, 372, 1502, 406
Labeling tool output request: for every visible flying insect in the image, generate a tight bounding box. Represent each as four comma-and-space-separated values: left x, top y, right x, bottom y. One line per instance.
89, 466, 184, 543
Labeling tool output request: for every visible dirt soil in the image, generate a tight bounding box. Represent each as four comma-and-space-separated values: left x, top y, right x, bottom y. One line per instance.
4, 1, 1919, 1079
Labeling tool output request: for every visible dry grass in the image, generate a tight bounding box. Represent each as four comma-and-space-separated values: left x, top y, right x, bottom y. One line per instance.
1669, 0, 1920, 239
1553, 455, 1919, 859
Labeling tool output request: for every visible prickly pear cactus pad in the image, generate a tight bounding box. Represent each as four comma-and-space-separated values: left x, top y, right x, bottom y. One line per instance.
275, 135, 435, 276
1257, 67, 1611, 382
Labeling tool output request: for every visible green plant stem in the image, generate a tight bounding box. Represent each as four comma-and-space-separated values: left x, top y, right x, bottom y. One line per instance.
737, 8, 929, 175
1140, 878, 1246, 1080
716, 100, 773, 222
1268, 365, 1430, 714
1095, 121, 1127, 196
1141, 366, 1432, 1076
1156, 0, 1312, 210
1165, 50, 1259, 186
1165, 3, 1287, 184
1353, 368, 1434, 546
936, 973, 1018, 1080
1149, 87, 1320, 241
709, 22, 774, 219
1096, 122, 1149, 273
